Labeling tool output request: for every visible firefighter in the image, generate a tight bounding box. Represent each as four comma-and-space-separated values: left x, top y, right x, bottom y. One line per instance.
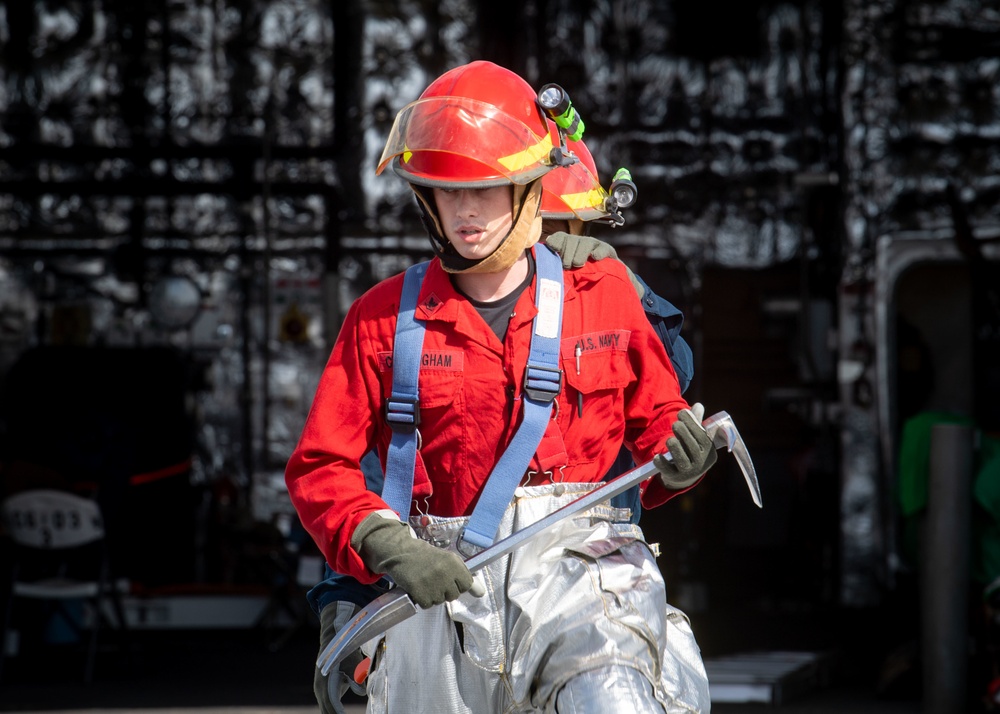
287, 60, 716, 713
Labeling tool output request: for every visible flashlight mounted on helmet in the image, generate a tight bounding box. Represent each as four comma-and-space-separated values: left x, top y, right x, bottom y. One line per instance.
609, 168, 638, 209
537, 83, 585, 168
538, 84, 585, 141
593, 168, 638, 227
536, 83, 638, 227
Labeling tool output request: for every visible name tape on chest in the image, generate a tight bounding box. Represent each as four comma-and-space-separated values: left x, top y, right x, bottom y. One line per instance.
378, 350, 464, 372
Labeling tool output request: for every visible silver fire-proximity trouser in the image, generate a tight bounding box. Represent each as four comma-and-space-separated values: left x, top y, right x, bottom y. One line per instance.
360, 483, 711, 713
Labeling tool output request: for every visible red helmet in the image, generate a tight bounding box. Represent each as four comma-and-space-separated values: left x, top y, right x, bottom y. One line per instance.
376, 61, 556, 188
540, 135, 612, 221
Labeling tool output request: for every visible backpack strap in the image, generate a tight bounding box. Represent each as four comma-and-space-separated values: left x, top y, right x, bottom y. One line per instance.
630, 271, 693, 393
380, 260, 430, 517
459, 244, 564, 549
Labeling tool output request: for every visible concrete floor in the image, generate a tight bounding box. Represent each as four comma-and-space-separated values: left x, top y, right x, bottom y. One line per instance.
0, 692, 925, 714
0, 687, 926, 712
0, 700, 925, 714
0, 624, 934, 714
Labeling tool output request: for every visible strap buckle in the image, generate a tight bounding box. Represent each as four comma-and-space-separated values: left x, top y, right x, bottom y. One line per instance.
457, 526, 492, 555
384, 394, 420, 434
522, 363, 562, 404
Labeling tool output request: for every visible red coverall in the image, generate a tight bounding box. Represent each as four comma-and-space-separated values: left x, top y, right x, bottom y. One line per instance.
285, 247, 691, 585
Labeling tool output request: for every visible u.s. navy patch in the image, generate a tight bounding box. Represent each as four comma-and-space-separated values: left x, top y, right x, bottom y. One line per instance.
561, 330, 631, 358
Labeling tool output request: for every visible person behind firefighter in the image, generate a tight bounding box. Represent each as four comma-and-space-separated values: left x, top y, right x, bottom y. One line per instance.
285, 60, 717, 713
539, 132, 696, 526
539, 132, 694, 408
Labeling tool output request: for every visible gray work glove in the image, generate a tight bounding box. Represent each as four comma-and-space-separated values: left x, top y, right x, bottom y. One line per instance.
545, 233, 646, 299
653, 403, 718, 490
352, 512, 474, 609
314, 601, 366, 714
623, 265, 646, 301
545, 232, 618, 268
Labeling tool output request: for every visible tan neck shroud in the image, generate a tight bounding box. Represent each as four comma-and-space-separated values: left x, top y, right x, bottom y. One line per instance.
415, 182, 544, 275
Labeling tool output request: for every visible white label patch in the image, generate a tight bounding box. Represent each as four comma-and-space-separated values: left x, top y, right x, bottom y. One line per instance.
535, 278, 562, 339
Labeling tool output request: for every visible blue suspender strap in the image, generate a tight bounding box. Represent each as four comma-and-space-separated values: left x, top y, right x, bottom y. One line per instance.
380, 261, 429, 517
461, 245, 565, 549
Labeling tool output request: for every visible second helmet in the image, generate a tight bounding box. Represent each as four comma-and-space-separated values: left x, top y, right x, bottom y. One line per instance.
540, 135, 612, 223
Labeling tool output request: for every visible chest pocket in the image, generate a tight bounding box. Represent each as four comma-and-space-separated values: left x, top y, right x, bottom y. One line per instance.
560, 331, 633, 393
561, 348, 633, 394
378, 350, 466, 484
557, 332, 634, 464
377, 350, 465, 408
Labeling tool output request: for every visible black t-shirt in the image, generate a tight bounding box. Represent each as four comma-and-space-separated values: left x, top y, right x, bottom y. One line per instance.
455, 251, 536, 342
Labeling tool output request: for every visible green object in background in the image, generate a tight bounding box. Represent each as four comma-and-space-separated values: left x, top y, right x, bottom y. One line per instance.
973, 435, 1000, 585
896, 411, 975, 518
896, 411, 1000, 585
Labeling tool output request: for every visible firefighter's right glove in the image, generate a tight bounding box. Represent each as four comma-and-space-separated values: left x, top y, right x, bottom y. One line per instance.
653, 403, 717, 490
314, 601, 365, 714
352, 512, 474, 609
545, 232, 618, 268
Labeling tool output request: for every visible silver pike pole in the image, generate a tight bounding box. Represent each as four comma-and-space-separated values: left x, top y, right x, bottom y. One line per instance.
319, 410, 760, 676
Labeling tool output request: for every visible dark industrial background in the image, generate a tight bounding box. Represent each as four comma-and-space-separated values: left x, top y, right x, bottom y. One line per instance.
0, 0, 998, 711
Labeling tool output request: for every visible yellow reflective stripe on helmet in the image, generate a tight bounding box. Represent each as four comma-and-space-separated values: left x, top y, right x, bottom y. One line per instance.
497, 134, 554, 173
561, 189, 606, 211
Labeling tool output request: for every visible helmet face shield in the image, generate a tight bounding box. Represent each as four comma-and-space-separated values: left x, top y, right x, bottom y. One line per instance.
377, 96, 555, 188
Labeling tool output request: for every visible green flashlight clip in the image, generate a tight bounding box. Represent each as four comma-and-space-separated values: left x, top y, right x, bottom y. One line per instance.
537, 83, 585, 142
609, 168, 638, 210
597, 167, 638, 228
537, 83, 585, 167
537, 82, 638, 226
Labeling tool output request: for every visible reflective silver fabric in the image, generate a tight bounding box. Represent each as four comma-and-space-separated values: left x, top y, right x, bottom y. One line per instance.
362, 483, 710, 713
556, 665, 662, 713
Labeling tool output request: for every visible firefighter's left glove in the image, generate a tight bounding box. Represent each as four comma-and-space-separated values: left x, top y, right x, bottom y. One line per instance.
545, 232, 618, 269
314, 601, 365, 714
545, 233, 645, 298
352, 512, 474, 609
654, 403, 717, 490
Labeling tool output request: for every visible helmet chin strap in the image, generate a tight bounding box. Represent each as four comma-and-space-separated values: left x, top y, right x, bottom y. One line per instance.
412, 181, 544, 274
